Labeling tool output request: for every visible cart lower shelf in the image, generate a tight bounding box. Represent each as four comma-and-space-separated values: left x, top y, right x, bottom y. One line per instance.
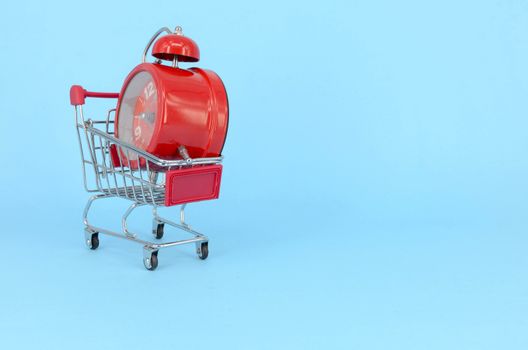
83, 193, 209, 270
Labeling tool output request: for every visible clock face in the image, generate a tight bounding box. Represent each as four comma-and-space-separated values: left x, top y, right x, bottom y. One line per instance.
117, 71, 158, 150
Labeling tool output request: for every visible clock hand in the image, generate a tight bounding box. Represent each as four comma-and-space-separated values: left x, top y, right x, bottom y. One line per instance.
136, 112, 155, 123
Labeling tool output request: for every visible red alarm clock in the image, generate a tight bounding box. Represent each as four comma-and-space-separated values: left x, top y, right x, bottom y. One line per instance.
115, 26, 228, 160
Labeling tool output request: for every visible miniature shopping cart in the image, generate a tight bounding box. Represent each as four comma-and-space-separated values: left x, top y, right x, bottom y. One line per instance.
70, 27, 228, 270
70, 94, 223, 270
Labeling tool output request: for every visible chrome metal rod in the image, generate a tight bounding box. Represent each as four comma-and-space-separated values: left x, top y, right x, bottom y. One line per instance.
142, 27, 172, 63
83, 193, 114, 227
122, 202, 145, 237
86, 126, 223, 167
153, 206, 204, 237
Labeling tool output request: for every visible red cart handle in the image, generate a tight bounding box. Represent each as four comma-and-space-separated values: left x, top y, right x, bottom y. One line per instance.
70, 85, 119, 106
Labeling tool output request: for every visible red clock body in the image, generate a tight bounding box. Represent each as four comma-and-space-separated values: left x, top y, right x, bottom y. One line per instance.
115, 62, 228, 160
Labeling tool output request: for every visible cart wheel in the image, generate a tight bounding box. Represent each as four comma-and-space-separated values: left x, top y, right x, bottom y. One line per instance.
90, 234, 100, 250
144, 251, 158, 271
198, 242, 209, 260
154, 223, 164, 239
86, 232, 99, 250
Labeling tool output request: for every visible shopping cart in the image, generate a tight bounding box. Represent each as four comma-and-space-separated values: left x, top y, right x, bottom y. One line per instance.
70, 88, 223, 270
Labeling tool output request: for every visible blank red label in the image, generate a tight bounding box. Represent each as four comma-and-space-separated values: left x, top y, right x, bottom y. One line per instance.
165, 165, 222, 206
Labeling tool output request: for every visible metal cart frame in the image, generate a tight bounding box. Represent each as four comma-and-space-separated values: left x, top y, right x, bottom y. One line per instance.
72, 94, 223, 270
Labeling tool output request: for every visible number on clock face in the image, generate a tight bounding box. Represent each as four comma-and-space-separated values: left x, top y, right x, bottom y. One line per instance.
144, 81, 155, 99
132, 80, 157, 149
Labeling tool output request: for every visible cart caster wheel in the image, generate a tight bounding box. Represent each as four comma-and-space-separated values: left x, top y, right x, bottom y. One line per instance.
85, 232, 99, 250
197, 242, 209, 260
153, 223, 164, 239
144, 251, 158, 271
90, 234, 100, 250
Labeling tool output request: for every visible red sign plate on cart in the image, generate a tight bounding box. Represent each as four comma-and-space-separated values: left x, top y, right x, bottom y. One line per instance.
165, 165, 223, 206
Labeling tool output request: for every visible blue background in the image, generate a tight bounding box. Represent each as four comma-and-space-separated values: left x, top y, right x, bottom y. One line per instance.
1, 0, 527, 348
